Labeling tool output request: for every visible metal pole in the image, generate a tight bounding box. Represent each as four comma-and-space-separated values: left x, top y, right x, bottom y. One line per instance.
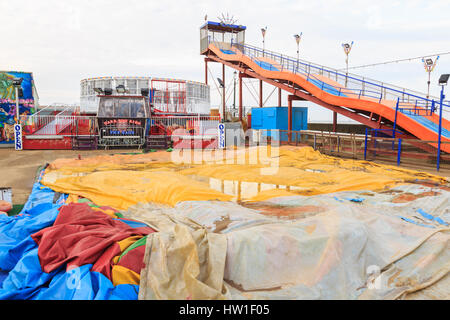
345, 55, 348, 87
239, 73, 243, 121
393, 97, 399, 139
333, 111, 337, 132
205, 59, 208, 85
14, 87, 19, 123
313, 133, 316, 150
397, 138, 402, 166
233, 73, 236, 113
278, 87, 282, 107
222, 64, 226, 122
288, 96, 292, 143
364, 128, 368, 160
259, 80, 263, 107
437, 85, 444, 171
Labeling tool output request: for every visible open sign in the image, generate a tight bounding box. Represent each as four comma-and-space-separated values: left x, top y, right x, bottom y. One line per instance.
14, 124, 22, 150
218, 123, 225, 149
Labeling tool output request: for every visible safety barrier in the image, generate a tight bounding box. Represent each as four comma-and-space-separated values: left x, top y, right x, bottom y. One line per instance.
150, 115, 220, 136
256, 129, 450, 172
20, 114, 97, 136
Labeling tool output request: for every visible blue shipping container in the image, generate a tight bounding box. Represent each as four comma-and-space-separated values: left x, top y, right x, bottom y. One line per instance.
250, 107, 308, 141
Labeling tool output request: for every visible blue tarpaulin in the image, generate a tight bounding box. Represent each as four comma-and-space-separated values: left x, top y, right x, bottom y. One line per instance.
0, 166, 140, 300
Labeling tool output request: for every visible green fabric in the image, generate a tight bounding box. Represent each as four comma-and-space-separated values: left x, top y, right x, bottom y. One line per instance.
7, 204, 24, 216
118, 235, 148, 263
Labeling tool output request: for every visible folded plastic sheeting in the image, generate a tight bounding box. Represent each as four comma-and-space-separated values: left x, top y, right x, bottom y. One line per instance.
127, 185, 449, 299
0, 167, 147, 300
128, 206, 230, 300
31, 203, 153, 274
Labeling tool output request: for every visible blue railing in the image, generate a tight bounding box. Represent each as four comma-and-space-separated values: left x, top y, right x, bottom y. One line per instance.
212, 40, 450, 114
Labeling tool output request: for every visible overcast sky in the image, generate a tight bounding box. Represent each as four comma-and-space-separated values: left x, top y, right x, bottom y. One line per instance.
1, 0, 449, 122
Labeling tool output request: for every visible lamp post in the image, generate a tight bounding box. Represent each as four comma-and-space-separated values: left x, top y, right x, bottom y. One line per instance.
12, 78, 23, 123
261, 26, 267, 56
422, 56, 439, 103
437, 73, 449, 171
293, 33, 302, 73
342, 41, 354, 87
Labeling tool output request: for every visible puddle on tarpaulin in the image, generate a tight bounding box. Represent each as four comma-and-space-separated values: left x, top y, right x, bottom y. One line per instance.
187, 174, 303, 202
186, 175, 324, 219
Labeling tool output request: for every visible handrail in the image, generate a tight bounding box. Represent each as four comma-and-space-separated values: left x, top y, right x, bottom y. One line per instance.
211, 40, 450, 112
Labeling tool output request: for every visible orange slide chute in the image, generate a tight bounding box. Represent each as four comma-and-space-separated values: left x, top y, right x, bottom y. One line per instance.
207, 43, 450, 153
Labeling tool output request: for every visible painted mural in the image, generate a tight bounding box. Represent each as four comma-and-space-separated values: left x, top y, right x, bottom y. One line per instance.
0, 71, 36, 144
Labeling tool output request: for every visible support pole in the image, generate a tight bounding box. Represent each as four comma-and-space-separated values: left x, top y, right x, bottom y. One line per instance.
393, 97, 399, 138
437, 86, 444, 171
222, 63, 226, 121
239, 73, 243, 121
288, 96, 292, 143
364, 128, 368, 160
14, 86, 19, 123
278, 87, 282, 107
204, 59, 208, 85
332, 111, 337, 132
259, 80, 263, 107
392, 97, 399, 151
397, 138, 402, 166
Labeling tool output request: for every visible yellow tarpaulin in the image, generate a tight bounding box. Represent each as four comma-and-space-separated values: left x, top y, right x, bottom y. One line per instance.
41, 146, 447, 211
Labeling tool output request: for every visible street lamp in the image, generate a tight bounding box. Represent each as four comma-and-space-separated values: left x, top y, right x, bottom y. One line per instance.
261, 26, 267, 55
436, 73, 449, 171
12, 78, 23, 123
293, 33, 302, 72
342, 41, 354, 87
422, 56, 439, 101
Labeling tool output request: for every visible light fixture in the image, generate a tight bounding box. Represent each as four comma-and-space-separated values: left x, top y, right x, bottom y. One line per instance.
342, 41, 353, 54
12, 77, 23, 86
93, 88, 104, 94
116, 84, 127, 94
104, 88, 113, 95
422, 56, 439, 100
439, 74, 449, 86
217, 78, 224, 88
